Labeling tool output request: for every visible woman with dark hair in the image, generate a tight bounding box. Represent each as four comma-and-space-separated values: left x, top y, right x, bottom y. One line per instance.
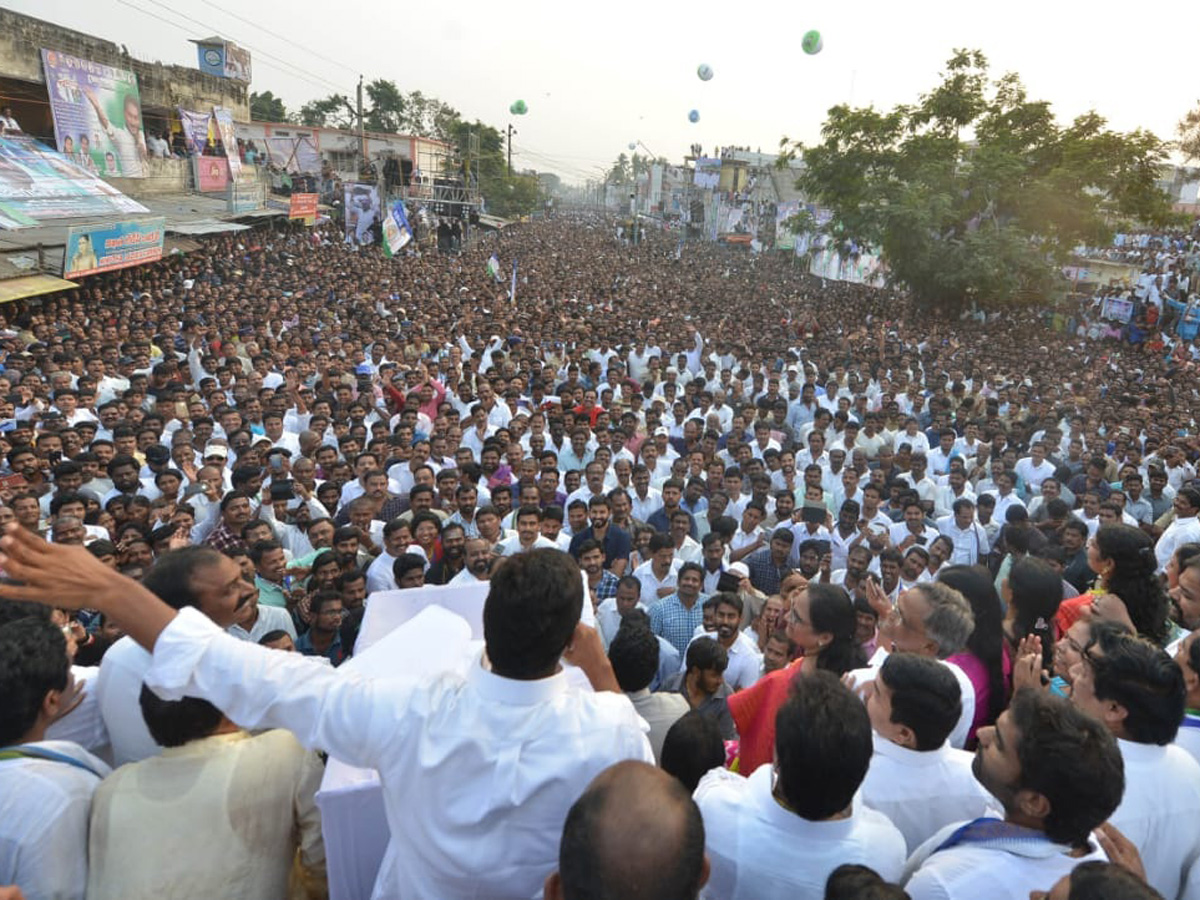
728, 582, 865, 775
935, 565, 1008, 744
1055, 524, 1176, 647
1002, 556, 1063, 674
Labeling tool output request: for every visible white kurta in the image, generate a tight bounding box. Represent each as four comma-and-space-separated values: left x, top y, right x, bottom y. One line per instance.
902, 820, 1108, 900
859, 733, 1000, 854
0, 740, 110, 900
695, 765, 906, 900
144, 608, 653, 900
1109, 738, 1200, 900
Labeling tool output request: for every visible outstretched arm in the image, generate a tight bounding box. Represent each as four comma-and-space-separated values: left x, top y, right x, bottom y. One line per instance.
0, 524, 407, 767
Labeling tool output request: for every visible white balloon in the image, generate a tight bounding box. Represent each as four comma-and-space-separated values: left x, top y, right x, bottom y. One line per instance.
697, 63, 713, 81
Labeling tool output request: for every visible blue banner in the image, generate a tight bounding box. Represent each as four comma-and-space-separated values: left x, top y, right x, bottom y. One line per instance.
63, 217, 164, 278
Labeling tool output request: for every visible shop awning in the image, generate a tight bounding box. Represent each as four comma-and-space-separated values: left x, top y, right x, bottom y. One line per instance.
0, 274, 78, 304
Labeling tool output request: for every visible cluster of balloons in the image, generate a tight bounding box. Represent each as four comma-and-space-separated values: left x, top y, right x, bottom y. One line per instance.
509, 99, 528, 116
691, 63, 712, 124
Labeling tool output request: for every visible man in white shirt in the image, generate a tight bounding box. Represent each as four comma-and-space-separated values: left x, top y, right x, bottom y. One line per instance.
1014, 442, 1056, 497
683, 593, 761, 691
497, 506, 560, 556
860, 654, 997, 854
0, 615, 111, 899
1068, 625, 1200, 900
902, 689, 1123, 900
695, 670, 906, 899
96, 546, 258, 765
0, 534, 653, 900
937, 498, 989, 567
1155, 487, 1200, 574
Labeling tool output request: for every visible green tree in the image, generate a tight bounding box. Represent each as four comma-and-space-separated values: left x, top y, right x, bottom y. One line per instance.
787, 50, 1177, 313
299, 94, 355, 129
1179, 101, 1200, 163
364, 79, 406, 134
249, 90, 289, 123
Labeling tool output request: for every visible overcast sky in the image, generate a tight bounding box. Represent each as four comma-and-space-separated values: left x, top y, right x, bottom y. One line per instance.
11, 0, 1200, 183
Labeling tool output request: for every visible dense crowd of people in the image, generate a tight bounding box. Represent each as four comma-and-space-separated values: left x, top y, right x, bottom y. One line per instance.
0, 212, 1199, 900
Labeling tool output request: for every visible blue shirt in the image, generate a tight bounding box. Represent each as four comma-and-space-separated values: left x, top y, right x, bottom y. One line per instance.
650, 592, 707, 655
296, 629, 345, 666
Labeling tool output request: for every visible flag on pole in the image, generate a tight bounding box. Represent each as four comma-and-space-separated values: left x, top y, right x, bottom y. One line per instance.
486, 254, 500, 281
382, 201, 413, 258
510, 259, 518, 304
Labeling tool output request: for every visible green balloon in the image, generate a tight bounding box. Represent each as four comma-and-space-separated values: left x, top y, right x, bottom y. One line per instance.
514, 100, 528, 115
802, 30, 823, 55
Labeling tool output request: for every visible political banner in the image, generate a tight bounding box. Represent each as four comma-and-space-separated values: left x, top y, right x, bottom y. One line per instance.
775, 202, 799, 251
211, 107, 241, 181
194, 155, 230, 193
41, 49, 148, 178
289, 192, 318, 224
382, 200, 413, 257
63, 218, 164, 279
177, 107, 213, 156
264, 134, 321, 174
195, 40, 252, 83
693, 157, 721, 190
345, 183, 380, 245
0, 136, 147, 225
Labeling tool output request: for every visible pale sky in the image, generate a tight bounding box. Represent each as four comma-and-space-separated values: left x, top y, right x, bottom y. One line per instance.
10, 0, 1200, 183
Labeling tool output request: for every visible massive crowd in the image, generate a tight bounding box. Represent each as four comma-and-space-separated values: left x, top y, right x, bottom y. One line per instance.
0, 212, 1199, 900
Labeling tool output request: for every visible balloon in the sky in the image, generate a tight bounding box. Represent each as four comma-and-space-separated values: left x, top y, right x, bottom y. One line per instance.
509, 102, 518, 115
802, 30, 823, 55
511, 99, 528, 115
697, 63, 713, 81
688, 109, 700, 124
628, 142, 637, 151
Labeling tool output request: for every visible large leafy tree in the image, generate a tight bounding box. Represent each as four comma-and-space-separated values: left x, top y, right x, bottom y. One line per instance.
1179, 101, 1200, 163
787, 50, 1177, 313
249, 90, 289, 123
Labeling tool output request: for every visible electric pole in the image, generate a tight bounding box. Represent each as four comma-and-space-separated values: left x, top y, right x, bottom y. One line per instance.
507, 123, 515, 176
357, 75, 366, 171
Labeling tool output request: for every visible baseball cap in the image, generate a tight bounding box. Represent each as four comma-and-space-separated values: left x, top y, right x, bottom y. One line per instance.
728, 562, 750, 579
203, 443, 229, 459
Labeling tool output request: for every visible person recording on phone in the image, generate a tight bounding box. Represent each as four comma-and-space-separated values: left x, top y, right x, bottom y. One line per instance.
889, 496, 939, 551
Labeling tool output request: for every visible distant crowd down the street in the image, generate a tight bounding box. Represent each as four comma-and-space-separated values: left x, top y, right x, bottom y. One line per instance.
1, 212, 1200, 900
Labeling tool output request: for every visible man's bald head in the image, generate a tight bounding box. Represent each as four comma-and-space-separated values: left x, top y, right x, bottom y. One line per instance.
546, 760, 708, 900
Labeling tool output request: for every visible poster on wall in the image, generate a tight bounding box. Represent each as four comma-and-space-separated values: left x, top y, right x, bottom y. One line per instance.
211, 107, 241, 181
289, 193, 318, 224
177, 107, 213, 156
63, 218, 164, 279
194, 155, 230, 192
40, 49, 148, 178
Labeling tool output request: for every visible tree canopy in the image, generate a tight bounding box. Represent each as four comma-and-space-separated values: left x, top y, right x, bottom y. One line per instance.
1178, 101, 1200, 163
249, 91, 290, 123
786, 50, 1178, 313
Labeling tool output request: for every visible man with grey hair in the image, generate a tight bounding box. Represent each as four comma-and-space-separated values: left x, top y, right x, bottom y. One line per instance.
849, 580, 978, 749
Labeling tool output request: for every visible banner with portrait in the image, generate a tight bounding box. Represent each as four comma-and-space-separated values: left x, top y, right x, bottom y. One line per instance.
0, 136, 148, 225
177, 107, 214, 156
211, 107, 241, 181
344, 182, 380, 245
40, 49, 148, 178
63, 218, 164, 279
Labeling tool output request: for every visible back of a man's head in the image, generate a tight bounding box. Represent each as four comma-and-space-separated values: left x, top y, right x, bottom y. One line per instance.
548, 760, 707, 900
775, 670, 873, 821
483, 548, 582, 679
660, 711, 726, 794
0, 616, 69, 746
1089, 629, 1186, 746
1008, 689, 1124, 848
608, 622, 660, 693
824, 864, 911, 900
878, 653, 962, 751
910, 582, 974, 659
1066, 860, 1164, 900
138, 684, 224, 747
